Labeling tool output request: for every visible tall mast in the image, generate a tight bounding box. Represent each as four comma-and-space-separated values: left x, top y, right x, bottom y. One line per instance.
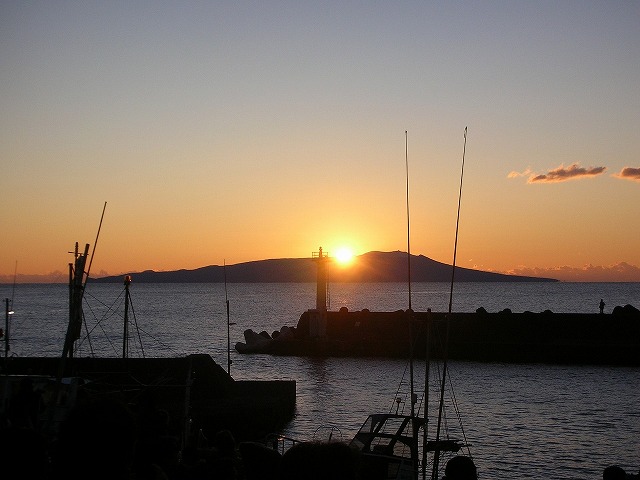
224, 260, 232, 375
83, 202, 107, 290
48, 204, 106, 432
63, 243, 89, 360
405, 130, 412, 311
123, 275, 132, 358
405, 130, 418, 480
432, 127, 468, 480
448, 128, 466, 313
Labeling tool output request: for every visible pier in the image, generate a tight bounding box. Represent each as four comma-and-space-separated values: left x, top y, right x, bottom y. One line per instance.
1, 354, 295, 441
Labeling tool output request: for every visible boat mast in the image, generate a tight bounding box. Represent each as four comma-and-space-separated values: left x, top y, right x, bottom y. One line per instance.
46, 204, 106, 433
64, 243, 90, 360
224, 260, 233, 375
406, 130, 412, 312
422, 307, 431, 480
405, 130, 419, 480
432, 127, 468, 480
83, 202, 107, 291
123, 275, 132, 358
65, 201, 107, 360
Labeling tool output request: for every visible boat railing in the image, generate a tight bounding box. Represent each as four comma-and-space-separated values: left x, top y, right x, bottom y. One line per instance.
264, 424, 344, 456
313, 424, 343, 443
264, 433, 300, 455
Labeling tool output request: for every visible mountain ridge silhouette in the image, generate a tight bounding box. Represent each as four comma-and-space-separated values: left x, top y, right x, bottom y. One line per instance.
91, 251, 557, 283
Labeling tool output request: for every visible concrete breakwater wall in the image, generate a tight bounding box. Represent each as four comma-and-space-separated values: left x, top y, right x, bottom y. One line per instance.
238, 306, 640, 366
1, 354, 295, 441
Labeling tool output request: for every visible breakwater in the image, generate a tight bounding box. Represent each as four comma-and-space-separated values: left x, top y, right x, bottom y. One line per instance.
1, 354, 295, 441
237, 305, 640, 366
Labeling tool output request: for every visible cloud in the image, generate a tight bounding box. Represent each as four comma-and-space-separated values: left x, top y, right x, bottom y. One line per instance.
504, 262, 640, 282
509, 163, 607, 183
612, 167, 640, 182
507, 168, 532, 179
527, 163, 606, 183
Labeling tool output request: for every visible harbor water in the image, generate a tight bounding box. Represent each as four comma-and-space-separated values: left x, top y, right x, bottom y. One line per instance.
1, 281, 639, 479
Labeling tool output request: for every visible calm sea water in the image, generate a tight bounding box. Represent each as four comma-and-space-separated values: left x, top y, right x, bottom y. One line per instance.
1, 281, 639, 479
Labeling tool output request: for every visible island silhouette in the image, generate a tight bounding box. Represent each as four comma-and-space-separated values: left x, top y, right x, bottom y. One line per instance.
92, 251, 557, 283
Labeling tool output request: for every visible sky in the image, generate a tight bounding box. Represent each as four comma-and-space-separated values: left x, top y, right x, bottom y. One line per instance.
1, 1, 639, 283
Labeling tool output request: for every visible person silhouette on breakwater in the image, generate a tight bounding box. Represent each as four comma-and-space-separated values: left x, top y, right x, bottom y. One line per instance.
599, 299, 606, 314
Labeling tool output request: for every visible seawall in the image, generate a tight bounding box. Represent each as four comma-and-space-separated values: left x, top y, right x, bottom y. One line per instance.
238, 307, 640, 366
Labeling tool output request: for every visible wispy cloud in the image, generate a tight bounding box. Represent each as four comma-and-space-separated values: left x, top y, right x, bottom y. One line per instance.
509, 163, 607, 183
507, 168, 532, 179
612, 167, 640, 182
530, 163, 606, 183
504, 262, 640, 282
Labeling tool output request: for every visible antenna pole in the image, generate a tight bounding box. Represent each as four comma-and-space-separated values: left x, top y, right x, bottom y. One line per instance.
432, 127, 467, 480
84, 201, 107, 288
448, 127, 467, 313
123, 275, 131, 359
405, 130, 418, 480
224, 260, 231, 375
405, 130, 412, 311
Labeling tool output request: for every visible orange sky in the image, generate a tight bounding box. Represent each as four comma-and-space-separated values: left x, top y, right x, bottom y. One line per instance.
1, 2, 639, 283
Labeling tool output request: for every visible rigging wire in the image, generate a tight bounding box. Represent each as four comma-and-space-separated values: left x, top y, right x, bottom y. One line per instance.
83, 202, 107, 289
81, 289, 126, 355
81, 310, 95, 356
446, 368, 473, 458
77, 298, 119, 356
126, 290, 146, 358
78, 286, 175, 357
390, 359, 412, 415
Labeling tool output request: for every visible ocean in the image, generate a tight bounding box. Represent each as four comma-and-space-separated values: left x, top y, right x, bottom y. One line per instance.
1, 281, 639, 479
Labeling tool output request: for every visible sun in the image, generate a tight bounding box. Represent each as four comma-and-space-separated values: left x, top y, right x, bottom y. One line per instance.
334, 247, 355, 265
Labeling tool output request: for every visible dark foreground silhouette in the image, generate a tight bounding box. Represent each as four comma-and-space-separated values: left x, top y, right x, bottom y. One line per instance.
1, 396, 362, 480
5, 396, 638, 480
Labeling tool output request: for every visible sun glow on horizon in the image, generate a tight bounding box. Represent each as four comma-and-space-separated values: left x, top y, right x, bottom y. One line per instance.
334, 247, 355, 266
